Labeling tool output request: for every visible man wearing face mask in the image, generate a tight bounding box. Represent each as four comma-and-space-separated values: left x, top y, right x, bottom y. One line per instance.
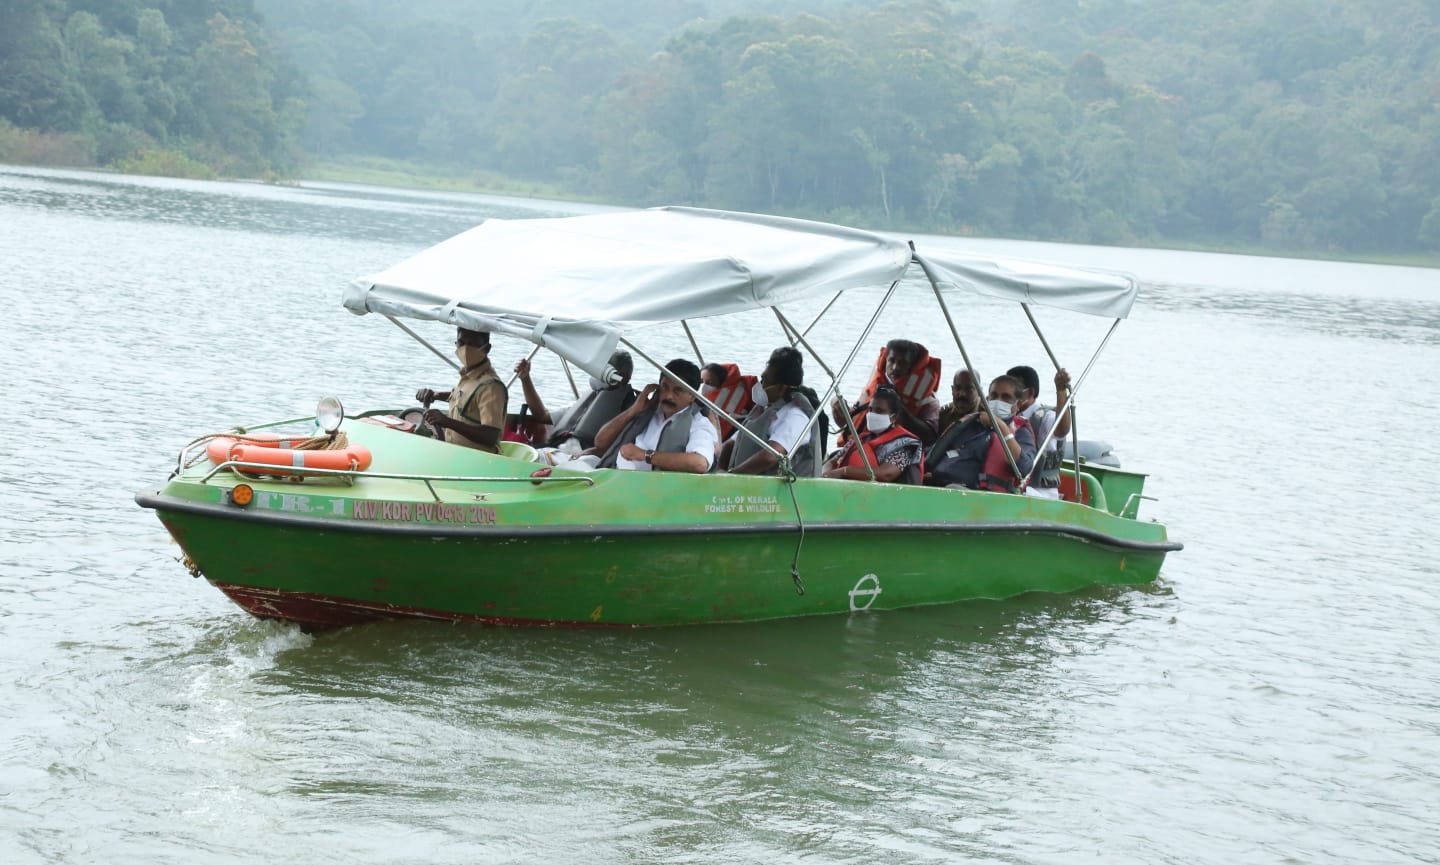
594, 359, 718, 473
1007, 364, 1072, 500
414, 327, 509, 453
722, 347, 825, 476
513, 350, 637, 451
923, 374, 1035, 492
822, 385, 924, 484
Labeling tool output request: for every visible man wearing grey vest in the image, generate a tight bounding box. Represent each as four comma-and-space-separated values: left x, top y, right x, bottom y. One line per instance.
594, 359, 718, 473
722, 346, 824, 476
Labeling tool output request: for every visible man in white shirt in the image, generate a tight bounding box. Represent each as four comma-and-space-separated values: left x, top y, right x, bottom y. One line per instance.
594, 358, 717, 473
1007, 364, 1072, 499
723, 346, 822, 476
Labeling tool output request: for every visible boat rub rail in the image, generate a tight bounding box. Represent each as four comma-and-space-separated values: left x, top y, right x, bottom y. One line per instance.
136, 492, 1181, 552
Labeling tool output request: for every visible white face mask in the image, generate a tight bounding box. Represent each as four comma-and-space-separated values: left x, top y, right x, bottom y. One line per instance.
588, 376, 604, 392
986, 400, 1014, 421
866, 412, 891, 433
751, 380, 769, 407
702, 385, 719, 400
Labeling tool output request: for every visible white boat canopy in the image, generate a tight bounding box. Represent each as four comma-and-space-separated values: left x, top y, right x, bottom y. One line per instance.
343, 206, 1138, 380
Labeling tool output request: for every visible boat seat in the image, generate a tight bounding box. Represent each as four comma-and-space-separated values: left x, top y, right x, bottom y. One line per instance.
1058, 472, 1089, 505
498, 441, 540, 462
1058, 468, 1109, 512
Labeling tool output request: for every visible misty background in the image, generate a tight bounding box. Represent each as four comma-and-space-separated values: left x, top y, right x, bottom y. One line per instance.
1, 0, 1437, 258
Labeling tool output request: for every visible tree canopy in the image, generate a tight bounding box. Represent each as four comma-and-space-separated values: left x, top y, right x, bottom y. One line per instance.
2, 0, 1437, 256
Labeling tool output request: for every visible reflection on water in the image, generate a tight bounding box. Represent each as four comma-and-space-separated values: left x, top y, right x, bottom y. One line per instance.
2, 166, 1438, 865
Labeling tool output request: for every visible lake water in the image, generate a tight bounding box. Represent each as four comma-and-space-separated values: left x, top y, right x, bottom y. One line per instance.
1, 166, 1437, 864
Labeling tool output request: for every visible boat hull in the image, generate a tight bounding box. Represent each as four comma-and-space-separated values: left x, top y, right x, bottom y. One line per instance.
139, 421, 1179, 629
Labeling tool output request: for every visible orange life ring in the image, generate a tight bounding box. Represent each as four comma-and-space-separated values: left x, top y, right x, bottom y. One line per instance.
206, 435, 373, 476
206, 433, 314, 465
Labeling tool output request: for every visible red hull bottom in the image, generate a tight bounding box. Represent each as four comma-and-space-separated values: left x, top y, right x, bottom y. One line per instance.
211, 582, 632, 631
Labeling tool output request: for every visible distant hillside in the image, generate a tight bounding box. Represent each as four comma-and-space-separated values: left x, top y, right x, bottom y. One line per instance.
3, 0, 1437, 256
0, 0, 300, 177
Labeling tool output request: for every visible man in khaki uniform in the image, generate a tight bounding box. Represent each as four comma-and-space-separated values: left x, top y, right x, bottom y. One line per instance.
415, 328, 508, 453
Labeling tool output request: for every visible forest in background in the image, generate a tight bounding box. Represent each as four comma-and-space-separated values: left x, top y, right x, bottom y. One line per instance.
1, 0, 1438, 258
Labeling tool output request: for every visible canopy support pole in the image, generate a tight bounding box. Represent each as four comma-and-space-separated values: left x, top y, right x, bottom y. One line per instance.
1023, 317, 1121, 490
559, 358, 580, 399
1020, 302, 1078, 491
386, 315, 459, 371
616, 337, 782, 465
772, 309, 851, 460
505, 344, 542, 389
790, 292, 843, 347
911, 251, 1024, 487
776, 280, 902, 481
680, 320, 705, 366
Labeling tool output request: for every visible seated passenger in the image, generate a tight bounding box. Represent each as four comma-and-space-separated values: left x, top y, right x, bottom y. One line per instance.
822, 385, 923, 484
699, 362, 755, 441
1007, 364, 1072, 500
924, 374, 1036, 492
722, 346, 825, 476
937, 369, 979, 433
414, 327, 508, 453
594, 359, 718, 473
513, 350, 636, 451
831, 338, 942, 446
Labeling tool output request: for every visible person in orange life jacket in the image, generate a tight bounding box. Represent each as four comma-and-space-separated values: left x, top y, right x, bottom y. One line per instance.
1007, 364, 1072, 500
700, 363, 727, 390
923, 374, 1035, 491
936, 369, 980, 433
700, 361, 755, 441
830, 338, 942, 446
414, 327, 508, 453
822, 385, 924, 484
593, 358, 718, 473
721, 346, 821, 475
512, 350, 636, 450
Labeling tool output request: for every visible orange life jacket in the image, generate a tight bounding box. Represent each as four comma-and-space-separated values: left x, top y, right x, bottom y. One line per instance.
837, 424, 924, 484
978, 416, 1029, 492
842, 344, 942, 443
703, 362, 756, 441
862, 344, 942, 411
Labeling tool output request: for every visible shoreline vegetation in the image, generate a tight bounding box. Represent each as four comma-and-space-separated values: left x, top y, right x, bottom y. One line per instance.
5, 140, 1437, 270
307, 160, 1440, 269
3, 2, 1436, 270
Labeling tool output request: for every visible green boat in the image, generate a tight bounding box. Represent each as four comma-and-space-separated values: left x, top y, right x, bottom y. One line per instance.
136, 207, 1180, 629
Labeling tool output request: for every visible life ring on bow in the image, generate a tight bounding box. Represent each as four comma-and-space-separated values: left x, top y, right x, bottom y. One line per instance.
206, 435, 372, 476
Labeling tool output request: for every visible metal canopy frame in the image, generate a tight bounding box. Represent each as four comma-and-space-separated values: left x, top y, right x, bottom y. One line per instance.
384, 255, 1125, 493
